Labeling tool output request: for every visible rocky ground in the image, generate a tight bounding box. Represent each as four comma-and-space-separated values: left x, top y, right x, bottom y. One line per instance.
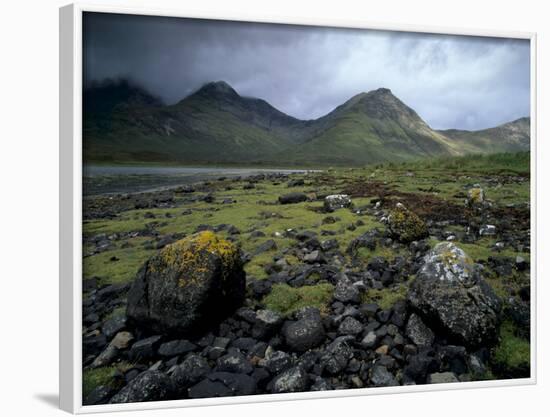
82, 153, 531, 405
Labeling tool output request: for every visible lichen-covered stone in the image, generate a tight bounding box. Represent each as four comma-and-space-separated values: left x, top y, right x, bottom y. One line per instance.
127, 231, 245, 334
467, 187, 485, 205
408, 242, 501, 347
324, 194, 352, 212
388, 203, 428, 243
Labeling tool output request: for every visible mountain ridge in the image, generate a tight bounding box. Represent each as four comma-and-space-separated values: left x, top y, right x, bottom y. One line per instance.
83, 79, 530, 166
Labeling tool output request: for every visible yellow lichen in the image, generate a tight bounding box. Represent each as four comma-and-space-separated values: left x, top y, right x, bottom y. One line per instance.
151, 231, 240, 288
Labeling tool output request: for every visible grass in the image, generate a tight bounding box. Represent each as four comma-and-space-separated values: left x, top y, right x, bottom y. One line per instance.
262, 283, 334, 316
493, 320, 530, 371
361, 282, 410, 310
83, 239, 153, 285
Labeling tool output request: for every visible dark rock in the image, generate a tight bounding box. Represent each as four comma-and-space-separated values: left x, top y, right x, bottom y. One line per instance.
109, 371, 175, 404
158, 339, 196, 357
254, 239, 277, 255
279, 192, 307, 205
370, 365, 397, 386
405, 313, 435, 347
361, 331, 378, 349
216, 352, 254, 374
408, 242, 501, 347
129, 335, 162, 361
321, 336, 354, 375
283, 308, 325, 352
338, 316, 363, 336
102, 315, 127, 339
252, 309, 283, 340
188, 372, 257, 398
263, 350, 292, 374
249, 279, 272, 299
333, 275, 360, 304
85, 385, 116, 405
172, 354, 210, 389
404, 352, 439, 383
269, 366, 309, 393
127, 232, 245, 334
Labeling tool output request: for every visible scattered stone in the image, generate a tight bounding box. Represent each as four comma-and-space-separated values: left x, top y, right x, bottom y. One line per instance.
188, 372, 257, 398
467, 187, 485, 205
254, 239, 277, 255
158, 339, 196, 357
388, 203, 428, 243
216, 352, 254, 374
108, 371, 175, 404
283, 308, 325, 352
370, 365, 397, 387
324, 194, 352, 212
270, 366, 309, 393
338, 316, 363, 335
129, 335, 162, 361
479, 225, 497, 236
427, 372, 459, 384
172, 354, 210, 389
279, 192, 307, 204
405, 313, 435, 347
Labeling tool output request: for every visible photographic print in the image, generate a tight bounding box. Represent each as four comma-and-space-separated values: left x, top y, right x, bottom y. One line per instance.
80, 11, 532, 406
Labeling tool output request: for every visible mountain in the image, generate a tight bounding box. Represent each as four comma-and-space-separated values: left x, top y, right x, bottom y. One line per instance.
83, 79, 530, 166
437, 117, 530, 154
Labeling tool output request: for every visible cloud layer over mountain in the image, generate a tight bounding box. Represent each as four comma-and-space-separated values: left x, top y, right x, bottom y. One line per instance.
84, 12, 530, 130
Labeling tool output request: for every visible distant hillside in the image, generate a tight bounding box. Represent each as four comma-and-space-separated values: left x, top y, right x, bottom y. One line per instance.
437, 117, 530, 154
83, 79, 530, 166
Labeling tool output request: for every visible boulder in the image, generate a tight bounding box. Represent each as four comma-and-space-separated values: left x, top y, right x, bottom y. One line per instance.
283, 308, 325, 352
109, 371, 175, 404
278, 192, 307, 204
324, 194, 352, 212
126, 231, 245, 334
388, 203, 428, 243
408, 242, 501, 347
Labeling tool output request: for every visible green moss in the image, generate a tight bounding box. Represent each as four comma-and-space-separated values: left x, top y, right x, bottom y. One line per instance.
362, 282, 409, 310
82, 367, 116, 399
493, 320, 530, 371
262, 283, 334, 316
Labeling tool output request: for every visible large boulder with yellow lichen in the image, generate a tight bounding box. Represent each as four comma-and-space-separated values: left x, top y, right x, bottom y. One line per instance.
387, 203, 428, 243
126, 231, 245, 334
408, 242, 501, 347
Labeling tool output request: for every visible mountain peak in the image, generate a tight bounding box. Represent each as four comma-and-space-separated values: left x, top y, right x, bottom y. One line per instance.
196, 81, 239, 97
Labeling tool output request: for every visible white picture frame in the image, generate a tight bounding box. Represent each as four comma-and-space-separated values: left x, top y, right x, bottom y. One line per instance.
59, 2, 537, 413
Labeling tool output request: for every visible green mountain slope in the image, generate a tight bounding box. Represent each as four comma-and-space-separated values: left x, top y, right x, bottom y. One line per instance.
83, 79, 530, 166
437, 117, 530, 154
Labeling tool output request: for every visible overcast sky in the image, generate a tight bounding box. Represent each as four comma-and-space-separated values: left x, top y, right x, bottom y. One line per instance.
83, 12, 530, 130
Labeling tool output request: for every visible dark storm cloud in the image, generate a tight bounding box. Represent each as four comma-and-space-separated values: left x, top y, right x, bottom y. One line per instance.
83, 12, 530, 130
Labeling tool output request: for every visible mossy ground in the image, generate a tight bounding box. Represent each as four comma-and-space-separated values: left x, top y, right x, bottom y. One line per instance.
493, 320, 530, 375
82, 362, 133, 398
262, 283, 334, 316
